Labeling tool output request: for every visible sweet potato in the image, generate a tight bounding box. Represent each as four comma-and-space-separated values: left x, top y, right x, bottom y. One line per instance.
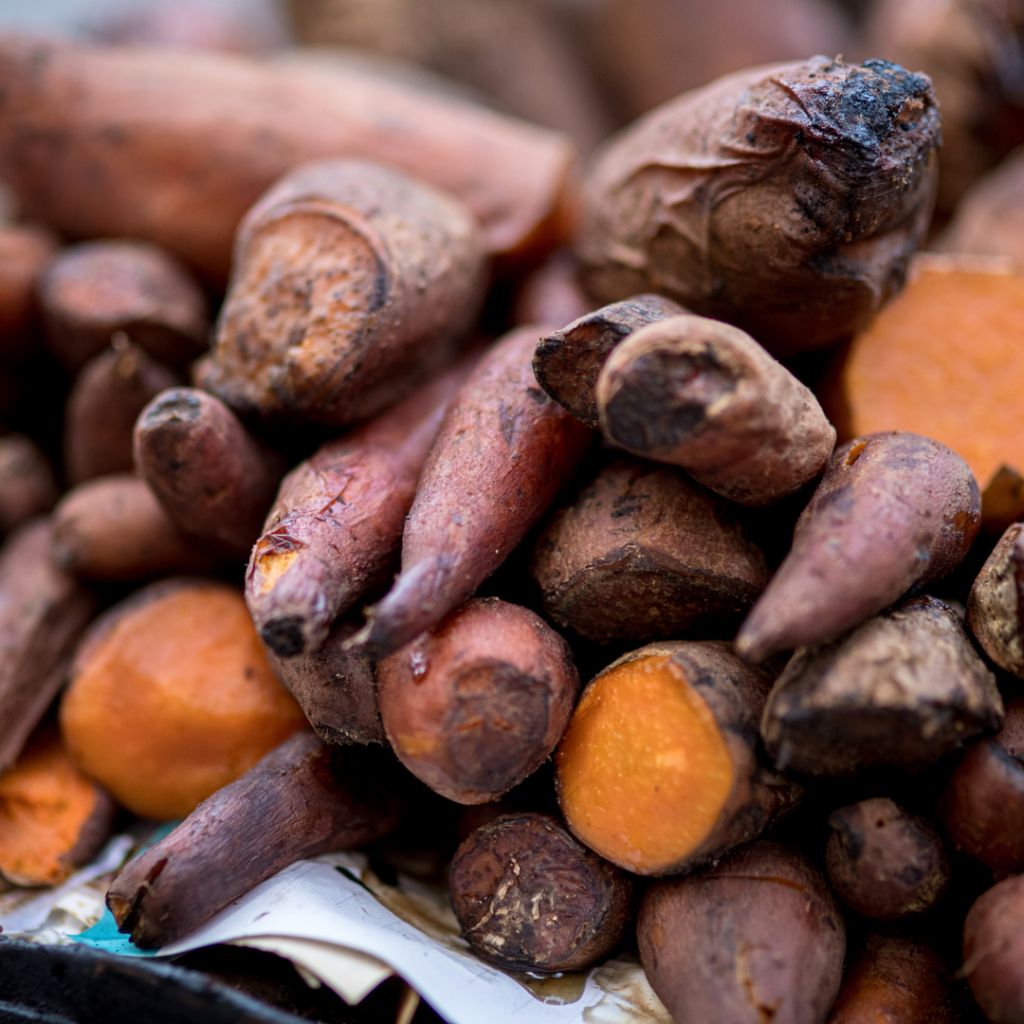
512, 250, 591, 334
966, 523, 1024, 676
962, 874, 1024, 1024
827, 932, 955, 1024
736, 433, 981, 663
555, 641, 800, 876
198, 158, 486, 426
576, 57, 940, 356
38, 239, 209, 372
247, 354, 477, 657
0, 434, 58, 534
64, 340, 180, 484
827, 257, 1024, 530
354, 324, 592, 658
532, 294, 683, 429
596, 313, 836, 505
377, 597, 579, 803
637, 840, 845, 1024
52, 475, 217, 582
449, 812, 632, 972
134, 387, 287, 560
264, 616, 383, 747
760, 596, 1002, 776
0, 223, 59, 359
939, 695, 1024, 878
0, 34, 576, 279
60, 579, 308, 820
529, 457, 769, 643
826, 798, 950, 919
0, 519, 96, 773
106, 730, 401, 948
0, 723, 115, 888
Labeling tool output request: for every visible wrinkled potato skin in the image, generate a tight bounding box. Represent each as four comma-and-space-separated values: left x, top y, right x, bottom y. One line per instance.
967, 522, 1024, 678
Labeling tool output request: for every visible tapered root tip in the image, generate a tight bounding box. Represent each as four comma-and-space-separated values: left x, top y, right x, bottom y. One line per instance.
733, 623, 775, 665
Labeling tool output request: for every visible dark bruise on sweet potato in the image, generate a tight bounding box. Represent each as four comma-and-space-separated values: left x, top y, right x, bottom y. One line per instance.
530, 457, 769, 643
737, 432, 981, 663
355, 324, 593, 659
247, 356, 476, 658
0, 434, 58, 535
106, 730, 401, 948
134, 387, 287, 560
377, 597, 580, 804
577, 57, 940, 356
637, 840, 845, 1024
199, 158, 486, 427
595, 313, 836, 505
825, 798, 950, 919
64, 339, 180, 484
449, 812, 632, 973
532, 294, 683, 428
962, 874, 1024, 1024
556, 640, 801, 876
38, 239, 209, 372
966, 522, 1024, 678
761, 596, 1002, 776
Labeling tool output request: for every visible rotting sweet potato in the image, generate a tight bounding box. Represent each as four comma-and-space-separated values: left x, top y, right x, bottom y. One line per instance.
38, 239, 209, 372
736, 433, 981, 664
449, 812, 632, 972
939, 695, 1024, 879
0, 434, 58, 535
0, 223, 59, 360
52, 475, 218, 582
0, 519, 96, 773
827, 257, 1024, 530
512, 250, 592, 335
377, 596, 580, 804
760, 596, 1002, 777
60, 578, 308, 820
966, 523, 1024, 677
825, 798, 950, 919
106, 730, 402, 948
353, 324, 593, 658
529, 457, 769, 643
247, 353, 478, 658
596, 313, 836, 505
134, 387, 287, 561
64, 339, 180, 484
198, 158, 486, 426
265, 616, 383, 747
826, 932, 955, 1024
576, 57, 940, 356
637, 840, 845, 1024
0, 34, 577, 279
532, 294, 683, 429
555, 640, 801, 876
962, 874, 1024, 1024
0, 723, 115, 888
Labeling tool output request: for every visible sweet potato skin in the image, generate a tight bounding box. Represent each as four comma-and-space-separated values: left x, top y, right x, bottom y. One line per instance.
200, 158, 486, 426
377, 597, 580, 803
532, 294, 683, 428
134, 387, 287, 560
577, 57, 940, 356
967, 522, 1024, 678
357, 325, 593, 658
637, 840, 845, 1024
595, 313, 836, 505
0, 434, 58, 534
106, 730, 401, 948
0, 223, 58, 358
512, 250, 592, 335
449, 812, 632, 972
736, 432, 981, 663
0, 34, 576, 278
530, 457, 768, 642
962, 874, 1024, 1024
761, 596, 1002, 776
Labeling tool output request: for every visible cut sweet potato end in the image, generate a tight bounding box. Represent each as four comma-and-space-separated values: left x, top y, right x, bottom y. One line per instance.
555, 654, 733, 875
840, 267, 1024, 499
0, 725, 107, 887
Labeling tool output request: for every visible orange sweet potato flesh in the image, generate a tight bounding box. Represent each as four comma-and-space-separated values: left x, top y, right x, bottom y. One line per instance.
0, 723, 115, 887
832, 260, 1024, 526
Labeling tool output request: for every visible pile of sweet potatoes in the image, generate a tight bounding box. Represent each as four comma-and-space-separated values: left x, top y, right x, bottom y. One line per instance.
5, 7, 1024, 1022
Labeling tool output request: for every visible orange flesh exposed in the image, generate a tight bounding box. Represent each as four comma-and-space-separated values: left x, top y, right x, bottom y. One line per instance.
841, 266, 1024, 490
555, 654, 733, 874
0, 725, 102, 886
